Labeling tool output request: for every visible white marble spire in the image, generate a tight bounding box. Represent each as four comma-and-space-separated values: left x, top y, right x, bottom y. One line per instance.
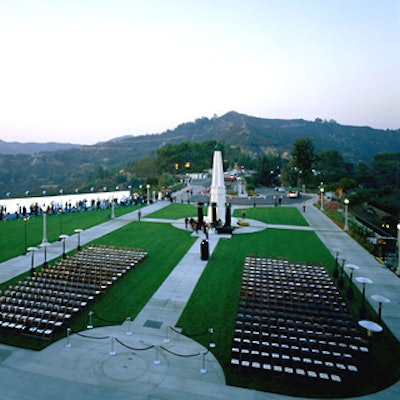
208, 150, 226, 224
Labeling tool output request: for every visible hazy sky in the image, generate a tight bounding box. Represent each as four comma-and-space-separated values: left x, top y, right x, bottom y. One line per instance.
0, 0, 399, 144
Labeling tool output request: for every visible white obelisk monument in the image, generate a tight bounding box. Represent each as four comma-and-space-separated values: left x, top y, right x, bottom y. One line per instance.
208, 150, 226, 225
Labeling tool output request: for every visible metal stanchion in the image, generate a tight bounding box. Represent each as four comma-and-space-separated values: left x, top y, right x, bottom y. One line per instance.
110, 336, 116, 356
154, 345, 161, 365
126, 316, 132, 336
200, 351, 207, 374
164, 326, 170, 343
209, 328, 216, 348
66, 327, 71, 348
87, 310, 94, 329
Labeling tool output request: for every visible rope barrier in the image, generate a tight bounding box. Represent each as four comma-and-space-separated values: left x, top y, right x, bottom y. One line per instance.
115, 337, 155, 351
73, 331, 110, 340
169, 325, 209, 338
67, 323, 213, 360
92, 312, 122, 325
160, 345, 200, 358
74, 320, 91, 333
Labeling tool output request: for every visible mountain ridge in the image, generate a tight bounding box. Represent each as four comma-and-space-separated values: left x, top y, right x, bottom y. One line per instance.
0, 111, 399, 197
0, 139, 80, 155
1, 111, 399, 162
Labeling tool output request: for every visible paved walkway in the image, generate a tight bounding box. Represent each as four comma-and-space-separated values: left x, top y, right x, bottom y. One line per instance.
0, 192, 399, 399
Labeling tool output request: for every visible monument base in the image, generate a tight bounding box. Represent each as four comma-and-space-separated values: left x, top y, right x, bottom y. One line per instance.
216, 226, 234, 234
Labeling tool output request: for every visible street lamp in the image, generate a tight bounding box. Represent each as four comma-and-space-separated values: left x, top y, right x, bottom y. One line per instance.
59, 208, 63, 236
74, 228, 83, 251
146, 184, 150, 205
41, 205, 48, 245
356, 277, 373, 318
23, 216, 30, 254
111, 197, 115, 219
344, 198, 349, 231
27, 246, 38, 276
333, 248, 341, 279
59, 234, 68, 259
338, 258, 346, 289
320, 187, 324, 211
40, 242, 49, 267
396, 223, 400, 276
371, 294, 390, 322
345, 263, 359, 300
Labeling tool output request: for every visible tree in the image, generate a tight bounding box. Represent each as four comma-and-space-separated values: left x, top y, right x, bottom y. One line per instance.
315, 149, 348, 185
158, 172, 175, 188
256, 155, 281, 186
355, 162, 374, 188
371, 153, 400, 187
291, 138, 315, 186
338, 177, 358, 192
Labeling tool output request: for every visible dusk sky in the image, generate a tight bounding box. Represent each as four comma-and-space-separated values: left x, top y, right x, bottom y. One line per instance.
0, 0, 399, 144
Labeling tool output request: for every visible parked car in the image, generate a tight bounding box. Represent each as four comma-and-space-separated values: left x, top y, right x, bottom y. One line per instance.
287, 191, 300, 198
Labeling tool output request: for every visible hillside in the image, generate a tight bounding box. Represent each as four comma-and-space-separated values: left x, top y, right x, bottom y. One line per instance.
0, 111, 399, 197
156, 112, 400, 162
0, 139, 80, 155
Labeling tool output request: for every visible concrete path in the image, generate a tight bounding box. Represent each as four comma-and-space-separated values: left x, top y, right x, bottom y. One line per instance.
0, 191, 399, 400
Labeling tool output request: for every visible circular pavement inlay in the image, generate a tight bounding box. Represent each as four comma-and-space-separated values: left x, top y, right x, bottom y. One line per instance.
103, 353, 147, 381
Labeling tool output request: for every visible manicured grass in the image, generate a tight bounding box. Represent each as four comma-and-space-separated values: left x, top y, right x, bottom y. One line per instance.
87, 222, 196, 323
146, 203, 199, 219
178, 228, 334, 355
233, 206, 309, 226
0, 205, 142, 263
1, 204, 399, 396
0, 221, 196, 350
177, 227, 400, 397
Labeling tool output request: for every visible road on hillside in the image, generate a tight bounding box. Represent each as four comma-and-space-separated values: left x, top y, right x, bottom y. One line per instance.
186, 181, 311, 207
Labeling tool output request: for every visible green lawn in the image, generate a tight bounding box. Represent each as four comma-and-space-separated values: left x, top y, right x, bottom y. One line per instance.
178, 228, 335, 366
146, 203, 199, 219
0, 221, 196, 349
0, 205, 143, 262
1, 204, 399, 396
78, 221, 197, 327
177, 227, 400, 396
233, 206, 309, 226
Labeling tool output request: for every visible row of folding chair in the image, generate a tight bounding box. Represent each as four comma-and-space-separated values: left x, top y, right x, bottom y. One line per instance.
231, 257, 368, 385
0, 245, 147, 340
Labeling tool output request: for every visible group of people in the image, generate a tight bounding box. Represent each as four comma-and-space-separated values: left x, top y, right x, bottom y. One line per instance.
185, 216, 209, 238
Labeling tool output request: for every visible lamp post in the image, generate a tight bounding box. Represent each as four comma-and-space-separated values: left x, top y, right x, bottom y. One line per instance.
358, 320, 383, 340
59, 234, 68, 259
333, 248, 340, 279
74, 228, 83, 251
396, 223, 400, 276
41, 205, 48, 245
338, 258, 346, 289
111, 197, 115, 219
27, 246, 38, 276
23, 216, 29, 254
59, 209, 63, 236
356, 276, 373, 318
320, 188, 324, 211
371, 294, 390, 322
146, 184, 150, 205
40, 242, 49, 267
344, 198, 349, 231
345, 263, 359, 300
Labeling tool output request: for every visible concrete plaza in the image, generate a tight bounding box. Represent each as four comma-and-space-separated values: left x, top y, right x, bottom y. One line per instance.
0, 188, 399, 400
